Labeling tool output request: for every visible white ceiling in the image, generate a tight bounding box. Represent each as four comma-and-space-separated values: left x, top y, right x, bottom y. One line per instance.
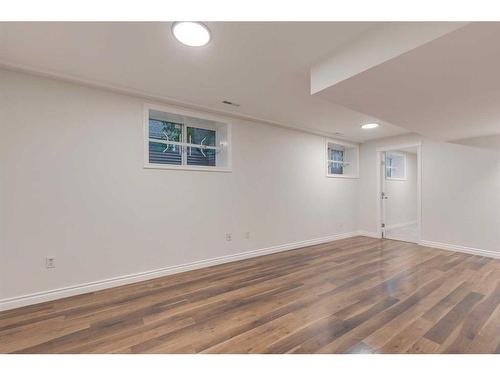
2, 22, 495, 144
316, 22, 500, 141
311, 22, 466, 94
0, 22, 409, 142
452, 134, 500, 152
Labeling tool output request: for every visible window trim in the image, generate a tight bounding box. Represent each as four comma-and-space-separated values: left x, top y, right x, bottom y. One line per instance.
385, 151, 407, 181
143, 103, 232, 172
325, 138, 359, 179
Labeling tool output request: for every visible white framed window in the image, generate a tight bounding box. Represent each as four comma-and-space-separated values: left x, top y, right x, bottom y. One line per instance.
144, 104, 231, 172
325, 138, 359, 178
386, 151, 406, 180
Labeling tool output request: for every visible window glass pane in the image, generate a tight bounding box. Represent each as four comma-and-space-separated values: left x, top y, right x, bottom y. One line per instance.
187, 127, 216, 166
149, 119, 182, 165
328, 161, 343, 175
386, 152, 405, 179
328, 144, 344, 175
386, 156, 393, 178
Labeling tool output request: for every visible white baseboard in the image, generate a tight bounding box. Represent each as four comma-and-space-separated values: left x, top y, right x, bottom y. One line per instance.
357, 230, 380, 239
0, 231, 359, 312
385, 221, 418, 230
420, 240, 500, 259
5, 232, 494, 312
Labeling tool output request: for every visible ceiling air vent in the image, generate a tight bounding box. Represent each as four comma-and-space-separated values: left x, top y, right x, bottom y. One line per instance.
222, 100, 240, 107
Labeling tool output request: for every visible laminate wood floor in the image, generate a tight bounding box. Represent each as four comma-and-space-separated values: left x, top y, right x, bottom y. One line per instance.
1, 237, 499, 354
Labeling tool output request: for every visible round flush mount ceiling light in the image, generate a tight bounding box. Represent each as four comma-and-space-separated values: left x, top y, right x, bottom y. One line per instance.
172, 22, 211, 47
361, 123, 379, 129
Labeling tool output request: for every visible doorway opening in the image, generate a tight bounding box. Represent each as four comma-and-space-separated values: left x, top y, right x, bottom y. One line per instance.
377, 143, 422, 244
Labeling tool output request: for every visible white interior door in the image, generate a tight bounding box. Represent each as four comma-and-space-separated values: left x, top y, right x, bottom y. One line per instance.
380, 151, 388, 239
380, 149, 419, 243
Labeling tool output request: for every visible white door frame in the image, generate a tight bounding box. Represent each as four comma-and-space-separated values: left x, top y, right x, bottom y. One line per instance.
376, 142, 422, 244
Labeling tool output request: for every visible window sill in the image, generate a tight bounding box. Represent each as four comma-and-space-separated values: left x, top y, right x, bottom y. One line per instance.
326, 174, 359, 179
386, 177, 407, 181
144, 164, 232, 173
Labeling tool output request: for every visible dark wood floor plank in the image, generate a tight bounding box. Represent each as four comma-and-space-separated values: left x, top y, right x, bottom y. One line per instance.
424, 292, 484, 345
288, 297, 399, 354
378, 317, 433, 353
421, 281, 474, 322
465, 303, 500, 353
363, 270, 478, 350
442, 282, 500, 353
315, 273, 449, 353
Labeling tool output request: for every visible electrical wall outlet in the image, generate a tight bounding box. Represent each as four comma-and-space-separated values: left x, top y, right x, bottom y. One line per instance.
225, 233, 232, 242
45, 256, 56, 269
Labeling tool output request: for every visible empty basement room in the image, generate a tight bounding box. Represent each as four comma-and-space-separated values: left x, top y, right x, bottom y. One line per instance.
1, 3, 500, 373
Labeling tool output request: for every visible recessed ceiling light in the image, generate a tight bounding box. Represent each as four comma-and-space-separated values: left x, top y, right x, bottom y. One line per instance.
172, 22, 211, 47
361, 123, 379, 129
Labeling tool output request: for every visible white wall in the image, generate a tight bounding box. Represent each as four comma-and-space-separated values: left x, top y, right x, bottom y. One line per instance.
0, 69, 359, 303
385, 151, 417, 227
359, 134, 500, 254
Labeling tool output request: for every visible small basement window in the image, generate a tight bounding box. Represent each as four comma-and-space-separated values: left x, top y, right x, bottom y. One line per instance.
386, 152, 406, 180
325, 139, 359, 178
144, 104, 231, 171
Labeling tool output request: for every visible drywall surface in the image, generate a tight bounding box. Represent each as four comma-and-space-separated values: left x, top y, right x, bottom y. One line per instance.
0, 69, 359, 301
359, 134, 500, 254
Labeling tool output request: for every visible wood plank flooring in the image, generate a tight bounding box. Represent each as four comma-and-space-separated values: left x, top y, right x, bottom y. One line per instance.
1, 236, 499, 354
